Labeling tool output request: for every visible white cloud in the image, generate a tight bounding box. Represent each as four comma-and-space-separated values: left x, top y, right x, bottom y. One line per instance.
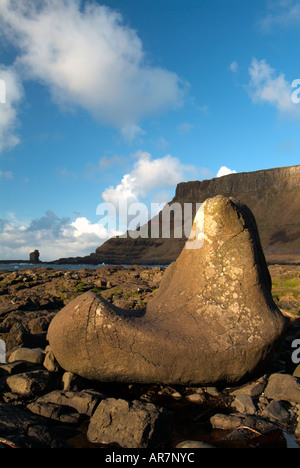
247, 58, 300, 119
0, 65, 23, 153
85, 155, 127, 180
102, 173, 139, 209
71, 217, 111, 240
101, 151, 197, 209
217, 166, 237, 178
121, 124, 146, 143
177, 122, 194, 135
0, 0, 185, 138
0, 210, 118, 261
229, 61, 239, 73
0, 170, 13, 179
259, 0, 300, 31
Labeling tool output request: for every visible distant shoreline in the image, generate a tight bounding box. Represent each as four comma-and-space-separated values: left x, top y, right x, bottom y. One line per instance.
0, 260, 42, 264
0, 259, 99, 265
1, 252, 300, 267
0, 257, 171, 267
0, 260, 45, 265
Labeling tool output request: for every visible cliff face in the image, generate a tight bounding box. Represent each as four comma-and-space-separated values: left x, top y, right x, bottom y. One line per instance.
94, 164, 300, 265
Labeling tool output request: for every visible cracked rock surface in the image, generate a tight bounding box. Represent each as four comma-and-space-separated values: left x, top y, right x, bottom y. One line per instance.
47, 196, 288, 386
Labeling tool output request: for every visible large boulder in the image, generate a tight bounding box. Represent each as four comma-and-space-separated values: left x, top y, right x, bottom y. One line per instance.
47, 196, 287, 386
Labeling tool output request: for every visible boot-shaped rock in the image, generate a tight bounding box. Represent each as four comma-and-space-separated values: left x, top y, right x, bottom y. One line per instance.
47, 196, 288, 385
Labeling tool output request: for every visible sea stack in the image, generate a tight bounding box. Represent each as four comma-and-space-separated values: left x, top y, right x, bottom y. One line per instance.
47, 196, 288, 386
29, 250, 40, 263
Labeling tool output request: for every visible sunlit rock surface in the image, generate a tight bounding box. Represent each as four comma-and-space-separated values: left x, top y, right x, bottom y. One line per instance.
48, 196, 288, 385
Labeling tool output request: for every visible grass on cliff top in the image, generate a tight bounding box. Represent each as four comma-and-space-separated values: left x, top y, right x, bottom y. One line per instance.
271, 272, 300, 318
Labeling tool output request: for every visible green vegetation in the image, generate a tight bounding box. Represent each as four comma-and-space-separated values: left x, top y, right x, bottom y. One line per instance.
76, 282, 87, 290
271, 273, 300, 318
110, 287, 123, 297
272, 277, 300, 295
92, 287, 104, 293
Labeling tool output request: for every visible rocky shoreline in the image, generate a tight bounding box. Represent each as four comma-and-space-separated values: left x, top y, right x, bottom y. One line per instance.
0, 264, 299, 449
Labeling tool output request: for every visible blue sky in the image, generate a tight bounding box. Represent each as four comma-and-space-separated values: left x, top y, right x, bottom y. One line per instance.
0, 0, 300, 261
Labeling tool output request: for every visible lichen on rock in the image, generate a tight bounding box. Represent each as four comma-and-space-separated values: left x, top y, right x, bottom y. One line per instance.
47, 196, 288, 386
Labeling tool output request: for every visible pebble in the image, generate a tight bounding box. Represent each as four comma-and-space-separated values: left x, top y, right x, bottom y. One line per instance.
186, 393, 206, 404
171, 391, 182, 400
203, 386, 219, 396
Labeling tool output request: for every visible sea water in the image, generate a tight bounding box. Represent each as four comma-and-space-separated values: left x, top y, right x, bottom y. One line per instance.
0, 263, 165, 272
0, 263, 108, 272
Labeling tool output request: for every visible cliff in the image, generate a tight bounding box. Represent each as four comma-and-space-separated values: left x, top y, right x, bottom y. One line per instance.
56, 164, 300, 265
172, 164, 300, 264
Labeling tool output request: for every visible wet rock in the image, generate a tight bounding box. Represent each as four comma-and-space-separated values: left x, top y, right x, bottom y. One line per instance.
48, 196, 287, 386
176, 440, 215, 448
210, 413, 277, 434
221, 426, 268, 442
87, 397, 173, 448
210, 413, 244, 431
